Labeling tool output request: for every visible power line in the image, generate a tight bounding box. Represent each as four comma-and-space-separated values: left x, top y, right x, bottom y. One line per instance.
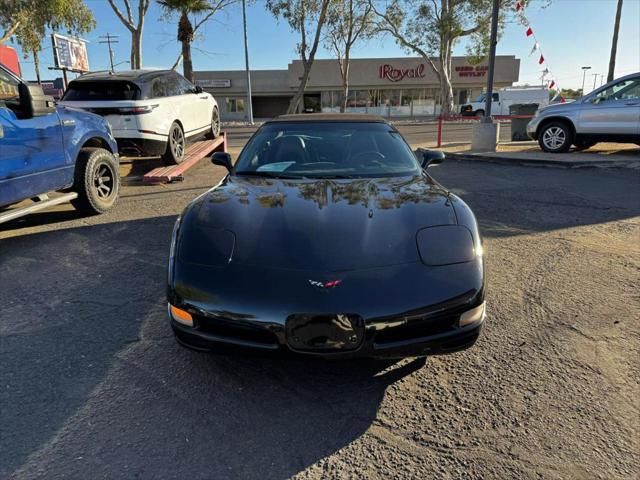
98, 33, 119, 72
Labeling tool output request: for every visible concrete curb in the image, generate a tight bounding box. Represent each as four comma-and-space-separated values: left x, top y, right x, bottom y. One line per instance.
445, 152, 640, 170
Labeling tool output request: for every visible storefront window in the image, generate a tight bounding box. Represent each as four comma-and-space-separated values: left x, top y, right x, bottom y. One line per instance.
321, 91, 332, 110
411, 88, 436, 116
320, 87, 445, 117
345, 90, 369, 113
227, 98, 245, 113
389, 89, 411, 117
454, 89, 471, 106
323, 91, 352, 112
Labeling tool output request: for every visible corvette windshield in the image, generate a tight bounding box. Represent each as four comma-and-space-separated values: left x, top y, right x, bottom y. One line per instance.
234, 122, 421, 178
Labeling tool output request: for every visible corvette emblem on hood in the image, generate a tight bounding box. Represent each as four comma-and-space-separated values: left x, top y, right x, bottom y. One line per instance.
309, 279, 342, 289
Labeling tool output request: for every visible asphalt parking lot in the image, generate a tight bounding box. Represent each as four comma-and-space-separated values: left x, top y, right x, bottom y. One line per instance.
1, 137, 639, 479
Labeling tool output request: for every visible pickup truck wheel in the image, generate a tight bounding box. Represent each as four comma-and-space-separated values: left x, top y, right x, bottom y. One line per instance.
71, 148, 119, 214
162, 122, 186, 165
205, 108, 220, 139
538, 121, 573, 153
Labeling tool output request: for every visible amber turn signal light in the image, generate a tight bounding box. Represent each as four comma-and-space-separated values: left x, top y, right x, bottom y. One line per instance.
170, 304, 194, 327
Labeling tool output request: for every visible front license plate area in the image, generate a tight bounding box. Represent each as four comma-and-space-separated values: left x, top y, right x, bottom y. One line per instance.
286, 314, 364, 352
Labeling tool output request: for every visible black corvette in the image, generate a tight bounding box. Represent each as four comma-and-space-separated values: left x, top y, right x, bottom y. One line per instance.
167, 114, 485, 358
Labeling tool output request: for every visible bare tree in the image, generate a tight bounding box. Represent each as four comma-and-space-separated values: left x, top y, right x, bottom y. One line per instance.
325, 0, 375, 112
370, 0, 516, 115
607, 0, 623, 82
107, 0, 151, 69
267, 0, 332, 114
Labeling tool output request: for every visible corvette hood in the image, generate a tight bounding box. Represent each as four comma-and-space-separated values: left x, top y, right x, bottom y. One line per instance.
192, 174, 456, 272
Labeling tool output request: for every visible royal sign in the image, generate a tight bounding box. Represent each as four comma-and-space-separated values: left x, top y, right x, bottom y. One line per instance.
379, 64, 425, 82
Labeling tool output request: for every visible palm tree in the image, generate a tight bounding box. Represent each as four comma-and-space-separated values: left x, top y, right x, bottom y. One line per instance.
158, 0, 237, 82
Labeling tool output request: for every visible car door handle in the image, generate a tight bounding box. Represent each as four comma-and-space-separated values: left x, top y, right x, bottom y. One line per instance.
199, 96, 209, 100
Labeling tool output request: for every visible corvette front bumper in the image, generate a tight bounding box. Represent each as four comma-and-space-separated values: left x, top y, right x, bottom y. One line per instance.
168, 291, 485, 359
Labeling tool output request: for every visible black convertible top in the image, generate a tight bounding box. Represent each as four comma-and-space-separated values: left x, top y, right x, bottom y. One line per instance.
269, 113, 388, 123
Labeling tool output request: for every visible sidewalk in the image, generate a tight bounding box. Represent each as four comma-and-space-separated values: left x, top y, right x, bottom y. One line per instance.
413, 141, 640, 169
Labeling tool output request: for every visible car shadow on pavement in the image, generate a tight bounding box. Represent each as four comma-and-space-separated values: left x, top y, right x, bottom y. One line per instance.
0, 215, 424, 479
430, 160, 640, 239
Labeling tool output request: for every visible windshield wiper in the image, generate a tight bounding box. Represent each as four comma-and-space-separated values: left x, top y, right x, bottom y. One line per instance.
235, 171, 306, 179
317, 174, 359, 179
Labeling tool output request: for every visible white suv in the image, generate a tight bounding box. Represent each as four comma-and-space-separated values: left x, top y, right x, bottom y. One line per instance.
59, 70, 220, 164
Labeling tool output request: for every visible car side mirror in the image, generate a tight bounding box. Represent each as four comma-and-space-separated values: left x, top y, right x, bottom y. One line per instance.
211, 152, 233, 172
418, 149, 445, 169
193, 85, 203, 94
18, 83, 55, 118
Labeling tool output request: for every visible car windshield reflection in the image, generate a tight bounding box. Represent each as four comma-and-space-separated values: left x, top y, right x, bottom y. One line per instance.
234, 122, 421, 179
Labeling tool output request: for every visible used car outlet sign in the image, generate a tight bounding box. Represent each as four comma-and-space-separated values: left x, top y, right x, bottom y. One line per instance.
378, 63, 426, 82
455, 66, 489, 77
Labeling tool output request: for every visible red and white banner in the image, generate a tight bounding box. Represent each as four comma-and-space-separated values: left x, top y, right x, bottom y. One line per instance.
514, 2, 565, 102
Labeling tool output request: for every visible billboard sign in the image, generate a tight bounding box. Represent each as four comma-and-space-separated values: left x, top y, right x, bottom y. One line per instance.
52, 34, 89, 72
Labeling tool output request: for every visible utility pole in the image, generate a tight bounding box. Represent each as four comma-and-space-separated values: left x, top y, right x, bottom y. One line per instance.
592, 73, 599, 92
581, 66, 591, 97
608, 0, 623, 82
241, 0, 254, 125
483, 0, 500, 121
99, 33, 120, 72
471, 0, 500, 152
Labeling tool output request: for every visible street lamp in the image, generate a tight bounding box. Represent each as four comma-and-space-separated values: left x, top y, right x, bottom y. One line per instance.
581, 66, 591, 97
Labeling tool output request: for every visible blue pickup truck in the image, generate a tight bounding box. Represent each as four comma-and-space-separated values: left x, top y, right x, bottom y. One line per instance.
0, 63, 119, 224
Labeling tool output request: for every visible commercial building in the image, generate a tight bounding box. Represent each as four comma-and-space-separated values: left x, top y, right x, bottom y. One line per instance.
194, 55, 520, 121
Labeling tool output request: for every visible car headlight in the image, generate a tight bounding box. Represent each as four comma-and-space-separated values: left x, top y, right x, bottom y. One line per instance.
416, 225, 478, 266
460, 301, 486, 326
177, 224, 235, 267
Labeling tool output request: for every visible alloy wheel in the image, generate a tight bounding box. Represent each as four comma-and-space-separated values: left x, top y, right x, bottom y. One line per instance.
542, 126, 566, 150
171, 126, 185, 159
93, 163, 115, 199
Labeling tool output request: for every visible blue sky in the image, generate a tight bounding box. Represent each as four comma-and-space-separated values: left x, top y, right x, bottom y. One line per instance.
10, 0, 640, 91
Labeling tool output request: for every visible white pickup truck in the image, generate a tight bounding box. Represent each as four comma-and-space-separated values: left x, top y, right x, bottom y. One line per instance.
460, 87, 549, 116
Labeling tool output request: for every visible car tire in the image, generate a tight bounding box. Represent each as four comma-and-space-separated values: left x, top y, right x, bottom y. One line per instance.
474, 110, 485, 117
71, 147, 119, 215
574, 139, 597, 151
162, 122, 186, 165
538, 121, 573, 153
205, 108, 221, 140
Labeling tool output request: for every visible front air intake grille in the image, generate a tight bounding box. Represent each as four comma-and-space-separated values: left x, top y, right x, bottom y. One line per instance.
374, 313, 459, 345
195, 315, 279, 347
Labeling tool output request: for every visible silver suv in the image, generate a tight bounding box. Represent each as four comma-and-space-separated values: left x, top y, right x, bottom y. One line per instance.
527, 73, 640, 153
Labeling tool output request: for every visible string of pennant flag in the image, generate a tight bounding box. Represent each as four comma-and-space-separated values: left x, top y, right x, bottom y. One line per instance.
514, 1, 564, 102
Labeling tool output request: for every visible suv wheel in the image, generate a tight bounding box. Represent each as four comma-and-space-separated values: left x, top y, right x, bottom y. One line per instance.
539, 121, 573, 153
71, 148, 119, 214
162, 122, 186, 165
205, 108, 221, 139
